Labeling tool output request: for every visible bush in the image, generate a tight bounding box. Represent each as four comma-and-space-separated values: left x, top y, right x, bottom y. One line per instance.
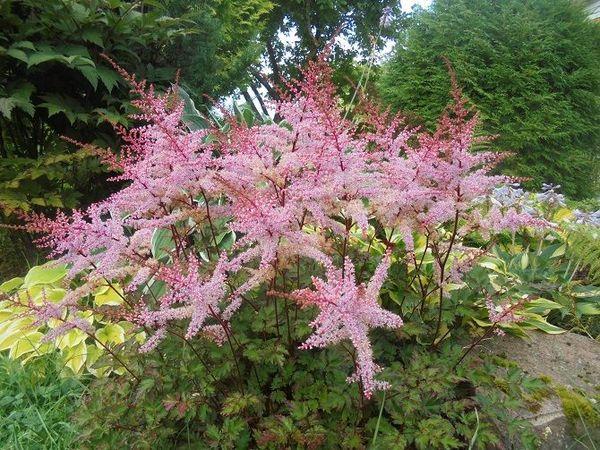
378, 0, 600, 199
2, 58, 594, 448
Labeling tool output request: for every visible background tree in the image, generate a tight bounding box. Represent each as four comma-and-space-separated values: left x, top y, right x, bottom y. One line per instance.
0, 0, 272, 277
378, 0, 600, 199
0, 0, 272, 215
250, 0, 404, 105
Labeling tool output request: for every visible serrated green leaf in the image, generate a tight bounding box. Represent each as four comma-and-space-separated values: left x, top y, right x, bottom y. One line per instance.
81, 29, 104, 47
78, 65, 98, 89
27, 50, 66, 67
96, 66, 120, 92
0, 97, 16, 118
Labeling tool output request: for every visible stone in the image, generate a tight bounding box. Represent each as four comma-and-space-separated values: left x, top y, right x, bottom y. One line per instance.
481, 331, 600, 449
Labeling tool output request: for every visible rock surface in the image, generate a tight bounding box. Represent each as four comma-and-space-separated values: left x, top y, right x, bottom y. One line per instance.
482, 331, 600, 449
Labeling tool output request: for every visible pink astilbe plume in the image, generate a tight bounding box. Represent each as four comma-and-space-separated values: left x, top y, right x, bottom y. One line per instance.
18, 53, 545, 397
292, 253, 403, 398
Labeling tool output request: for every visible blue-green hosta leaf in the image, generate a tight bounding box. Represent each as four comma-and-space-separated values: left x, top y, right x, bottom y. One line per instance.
151, 228, 176, 262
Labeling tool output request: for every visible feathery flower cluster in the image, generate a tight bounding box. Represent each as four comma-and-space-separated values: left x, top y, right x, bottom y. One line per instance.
21, 56, 543, 396
485, 296, 526, 336
291, 253, 402, 398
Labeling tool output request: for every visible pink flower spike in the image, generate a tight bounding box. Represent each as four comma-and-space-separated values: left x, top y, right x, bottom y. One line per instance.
294, 255, 402, 398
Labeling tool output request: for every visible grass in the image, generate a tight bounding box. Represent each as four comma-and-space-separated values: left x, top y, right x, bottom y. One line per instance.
0, 354, 86, 450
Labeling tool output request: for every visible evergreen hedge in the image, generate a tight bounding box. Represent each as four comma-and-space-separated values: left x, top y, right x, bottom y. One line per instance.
378, 0, 600, 198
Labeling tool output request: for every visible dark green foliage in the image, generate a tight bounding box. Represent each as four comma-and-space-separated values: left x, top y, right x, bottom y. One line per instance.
0, 227, 40, 279
0, 0, 192, 213
73, 244, 546, 449
0, 354, 86, 449
0, 0, 271, 215
251, 0, 404, 106
164, 0, 272, 103
378, 0, 600, 198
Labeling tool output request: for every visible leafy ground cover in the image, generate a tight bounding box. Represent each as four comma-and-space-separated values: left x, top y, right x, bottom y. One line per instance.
0, 354, 86, 449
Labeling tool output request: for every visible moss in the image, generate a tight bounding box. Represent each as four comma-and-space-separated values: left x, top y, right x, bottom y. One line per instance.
555, 386, 600, 429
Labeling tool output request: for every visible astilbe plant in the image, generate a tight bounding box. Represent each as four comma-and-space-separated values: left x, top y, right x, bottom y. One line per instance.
19, 55, 543, 399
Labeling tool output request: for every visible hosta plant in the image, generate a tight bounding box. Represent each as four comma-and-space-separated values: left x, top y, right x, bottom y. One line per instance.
0, 263, 142, 376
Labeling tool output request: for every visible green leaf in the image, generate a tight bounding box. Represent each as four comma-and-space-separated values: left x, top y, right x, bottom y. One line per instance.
151, 228, 176, 262
6, 47, 28, 63
27, 50, 66, 67
64, 341, 87, 374
12, 41, 36, 51
94, 284, 124, 306
95, 324, 125, 347
524, 298, 564, 314
56, 327, 88, 350
0, 277, 23, 293
575, 301, 600, 316
22, 264, 67, 288
0, 317, 36, 351
0, 97, 16, 119
96, 66, 120, 92
177, 86, 208, 131
81, 29, 104, 47
520, 251, 529, 270
520, 315, 565, 334
550, 244, 566, 259
0, 82, 36, 118
9, 332, 44, 359
78, 65, 99, 90
222, 393, 260, 416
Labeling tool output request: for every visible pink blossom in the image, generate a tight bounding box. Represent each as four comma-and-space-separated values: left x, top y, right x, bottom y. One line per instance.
292, 253, 402, 398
